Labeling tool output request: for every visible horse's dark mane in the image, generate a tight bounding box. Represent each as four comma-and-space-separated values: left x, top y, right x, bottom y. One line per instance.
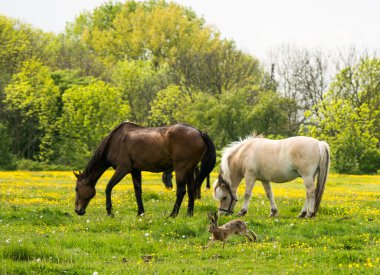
81, 122, 127, 179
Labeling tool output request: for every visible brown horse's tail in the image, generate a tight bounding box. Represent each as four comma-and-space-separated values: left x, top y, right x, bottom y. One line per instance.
195, 132, 216, 199
314, 141, 330, 213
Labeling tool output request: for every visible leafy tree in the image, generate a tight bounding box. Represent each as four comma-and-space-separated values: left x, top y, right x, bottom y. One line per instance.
182, 90, 252, 147
111, 60, 169, 124
0, 123, 14, 169
4, 59, 60, 161
193, 40, 262, 96
149, 85, 191, 126
248, 91, 297, 136
58, 80, 129, 166
304, 58, 380, 174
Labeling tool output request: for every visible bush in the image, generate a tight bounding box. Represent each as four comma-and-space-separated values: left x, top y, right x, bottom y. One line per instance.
0, 123, 16, 170
15, 159, 71, 171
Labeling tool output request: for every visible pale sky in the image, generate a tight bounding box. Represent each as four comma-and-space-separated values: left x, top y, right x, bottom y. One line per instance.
1, 0, 379, 60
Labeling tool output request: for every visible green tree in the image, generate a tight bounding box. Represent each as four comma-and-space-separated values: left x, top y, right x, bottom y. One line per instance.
248, 91, 297, 136
111, 60, 169, 124
183, 90, 252, 147
0, 123, 14, 169
58, 80, 129, 166
149, 85, 190, 126
4, 59, 60, 161
304, 58, 380, 174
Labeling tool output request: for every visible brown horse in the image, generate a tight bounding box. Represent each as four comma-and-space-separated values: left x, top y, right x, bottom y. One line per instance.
74, 122, 216, 217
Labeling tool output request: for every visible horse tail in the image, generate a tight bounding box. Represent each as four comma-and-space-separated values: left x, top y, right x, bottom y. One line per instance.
194, 132, 216, 199
314, 141, 330, 213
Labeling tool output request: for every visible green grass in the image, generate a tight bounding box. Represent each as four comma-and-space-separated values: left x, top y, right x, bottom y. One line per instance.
0, 171, 379, 274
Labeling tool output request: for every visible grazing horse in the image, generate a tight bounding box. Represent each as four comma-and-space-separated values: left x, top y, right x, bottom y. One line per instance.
74, 122, 216, 217
213, 135, 330, 218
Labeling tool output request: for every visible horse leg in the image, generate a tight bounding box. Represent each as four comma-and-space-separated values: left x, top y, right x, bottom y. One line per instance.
298, 200, 308, 218
186, 172, 195, 217
238, 176, 256, 216
261, 181, 278, 217
131, 170, 145, 216
106, 166, 129, 216
303, 176, 316, 218
170, 171, 187, 218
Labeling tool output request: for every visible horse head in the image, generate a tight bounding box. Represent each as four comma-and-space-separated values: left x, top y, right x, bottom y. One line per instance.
74, 171, 96, 215
213, 173, 238, 215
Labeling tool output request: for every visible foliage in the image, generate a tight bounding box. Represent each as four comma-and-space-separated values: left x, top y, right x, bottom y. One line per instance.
3, 59, 60, 161
0, 123, 15, 170
0, 2, 378, 172
0, 171, 379, 273
111, 60, 169, 124
304, 58, 380, 174
58, 80, 129, 167
149, 85, 190, 126
248, 91, 298, 136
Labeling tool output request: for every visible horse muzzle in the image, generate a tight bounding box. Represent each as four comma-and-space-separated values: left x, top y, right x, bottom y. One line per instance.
75, 208, 86, 215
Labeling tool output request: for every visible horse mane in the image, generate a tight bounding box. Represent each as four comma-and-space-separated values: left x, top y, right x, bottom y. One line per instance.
81, 122, 128, 179
220, 133, 263, 184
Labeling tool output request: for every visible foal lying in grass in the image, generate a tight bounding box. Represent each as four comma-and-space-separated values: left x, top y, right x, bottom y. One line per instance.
204, 211, 257, 249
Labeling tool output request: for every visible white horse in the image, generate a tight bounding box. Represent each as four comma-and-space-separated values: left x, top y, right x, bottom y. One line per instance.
213, 135, 330, 218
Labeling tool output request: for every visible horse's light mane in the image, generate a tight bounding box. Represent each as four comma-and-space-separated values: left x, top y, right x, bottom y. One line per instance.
220, 134, 263, 184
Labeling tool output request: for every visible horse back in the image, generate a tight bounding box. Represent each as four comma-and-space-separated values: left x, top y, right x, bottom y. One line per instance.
106, 123, 204, 172
238, 136, 321, 182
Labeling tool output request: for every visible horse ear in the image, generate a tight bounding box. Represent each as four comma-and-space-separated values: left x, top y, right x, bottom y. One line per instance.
73, 171, 80, 179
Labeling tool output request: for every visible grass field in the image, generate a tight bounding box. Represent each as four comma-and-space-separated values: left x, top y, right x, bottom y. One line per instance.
0, 171, 379, 274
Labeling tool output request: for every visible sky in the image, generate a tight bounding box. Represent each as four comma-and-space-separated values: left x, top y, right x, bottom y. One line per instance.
0, 0, 379, 61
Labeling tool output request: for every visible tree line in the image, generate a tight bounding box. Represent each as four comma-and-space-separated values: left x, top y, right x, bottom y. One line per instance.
0, 1, 379, 174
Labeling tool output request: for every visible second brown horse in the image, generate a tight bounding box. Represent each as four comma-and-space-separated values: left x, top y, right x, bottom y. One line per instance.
74, 122, 216, 217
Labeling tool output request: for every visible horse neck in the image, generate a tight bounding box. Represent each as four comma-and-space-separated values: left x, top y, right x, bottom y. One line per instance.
82, 157, 110, 186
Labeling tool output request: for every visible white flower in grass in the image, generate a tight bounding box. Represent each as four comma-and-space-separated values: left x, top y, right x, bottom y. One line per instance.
93, 272, 98, 275
144, 233, 149, 237
5, 239, 10, 244
36, 258, 41, 263
182, 235, 186, 239
86, 219, 90, 223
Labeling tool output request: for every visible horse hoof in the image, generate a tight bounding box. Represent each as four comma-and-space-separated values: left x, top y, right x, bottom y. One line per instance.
298, 212, 307, 218
108, 213, 115, 218
269, 208, 278, 217
237, 209, 247, 217
169, 211, 178, 218
306, 212, 316, 218
269, 211, 278, 217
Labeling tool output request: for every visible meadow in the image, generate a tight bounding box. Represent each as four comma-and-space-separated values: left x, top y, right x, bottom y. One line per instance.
0, 171, 379, 274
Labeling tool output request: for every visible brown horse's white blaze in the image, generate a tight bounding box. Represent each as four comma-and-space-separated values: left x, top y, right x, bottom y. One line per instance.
213, 135, 330, 218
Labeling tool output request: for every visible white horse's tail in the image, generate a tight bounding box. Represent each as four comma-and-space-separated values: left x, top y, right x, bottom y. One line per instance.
314, 141, 330, 213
